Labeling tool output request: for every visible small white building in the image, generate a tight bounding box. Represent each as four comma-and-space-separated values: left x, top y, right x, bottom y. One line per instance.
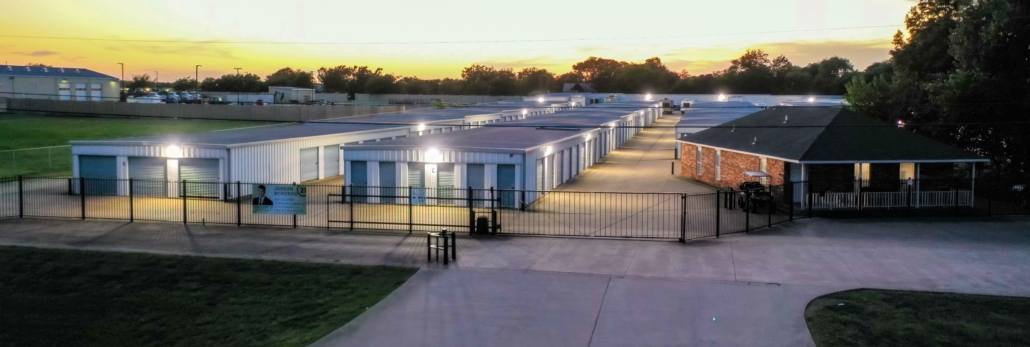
0, 65, 119, 101
268, 86, 316, 104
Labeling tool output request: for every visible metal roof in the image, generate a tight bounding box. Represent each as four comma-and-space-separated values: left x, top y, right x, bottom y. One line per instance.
678, 107, 987, 163
676, 103, 764, 131
343, 126, 588, 152
0, 65, 117, 79
71, 123, 400, 148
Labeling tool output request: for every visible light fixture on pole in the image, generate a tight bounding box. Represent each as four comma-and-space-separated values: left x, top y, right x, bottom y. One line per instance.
195, 65, 201, 93
117, 63, 124, 100
234, 68, 242, 105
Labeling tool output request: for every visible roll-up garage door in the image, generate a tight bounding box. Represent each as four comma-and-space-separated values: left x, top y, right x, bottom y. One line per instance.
497, 164, 517, 208
79, 155, 117, 195
407, 163, 424, 187
323, 145, 340, 178
437, 163, 455, 204
129, 157, 167, 197
351, 161, 367, 202
300, 147, 319, 182
536, 158, 546, 191
180, 158, 220, 198
379, 162, 397, 203
468, 164, 486, 205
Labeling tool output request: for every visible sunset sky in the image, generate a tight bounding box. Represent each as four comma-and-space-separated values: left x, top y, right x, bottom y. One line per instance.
1, 0, 912, 81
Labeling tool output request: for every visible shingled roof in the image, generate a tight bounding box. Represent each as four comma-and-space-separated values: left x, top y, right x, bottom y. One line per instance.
678, 107, 987, 163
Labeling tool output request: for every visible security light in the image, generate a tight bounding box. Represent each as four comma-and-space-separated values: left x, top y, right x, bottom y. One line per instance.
417, 123, 427, 132
426, 148, 443, 163
166, 145, 183, 158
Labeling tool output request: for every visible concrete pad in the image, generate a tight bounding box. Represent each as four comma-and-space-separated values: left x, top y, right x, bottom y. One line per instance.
590, 278, 844, 347
624, 240, 737, 281
528, 238, 640, 276
451, 236, 560, 271
730, 242, 861, 286
310, 269, 610, 347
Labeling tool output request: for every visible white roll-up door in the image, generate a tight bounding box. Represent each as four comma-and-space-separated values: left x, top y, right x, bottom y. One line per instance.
90, 84, 102, 101
437, 163, 455, 204
300, 147, 319, 181
59, 83, 71, 100
79, 155, 117, 195
535, 158, 545, 191
323, 145, 340, 177
128, 157, 167, 197
74, 84, 87, 101
180, 158, 220, 198
407, 162, 424, 187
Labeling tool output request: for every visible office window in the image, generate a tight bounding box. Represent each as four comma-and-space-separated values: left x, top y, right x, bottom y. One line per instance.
695, 147, 703, 175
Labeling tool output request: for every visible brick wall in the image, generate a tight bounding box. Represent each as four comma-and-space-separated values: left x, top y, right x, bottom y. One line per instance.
678, 141, 789, 188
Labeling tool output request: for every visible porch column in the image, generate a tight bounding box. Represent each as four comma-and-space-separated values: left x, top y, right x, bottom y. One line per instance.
915, 163, 921, 208
970, 162, 976, 207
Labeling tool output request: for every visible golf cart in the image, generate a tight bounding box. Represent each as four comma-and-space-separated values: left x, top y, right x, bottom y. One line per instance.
737, 171, 774, 213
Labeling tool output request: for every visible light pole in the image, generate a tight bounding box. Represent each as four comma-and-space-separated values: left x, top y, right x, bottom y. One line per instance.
234, 68, 242, 105
154, 71, 158, 92
117, 63, 124, 101
195, 65, 201, 93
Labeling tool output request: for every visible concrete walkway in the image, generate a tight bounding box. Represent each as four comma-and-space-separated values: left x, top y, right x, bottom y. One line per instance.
2, 217, 1029, 346
559, 114, 713, 194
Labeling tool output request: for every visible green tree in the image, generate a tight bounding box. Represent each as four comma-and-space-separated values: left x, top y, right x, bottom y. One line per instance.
572, 57, 626, 92
127, 74, 153, 90
265, 68, 314, 89
516, 68, 556, 95
171, 77, 196, 92
317, 66, 355, 93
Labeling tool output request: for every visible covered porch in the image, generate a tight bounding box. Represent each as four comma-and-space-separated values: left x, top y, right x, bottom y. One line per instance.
790, 162, 983, 210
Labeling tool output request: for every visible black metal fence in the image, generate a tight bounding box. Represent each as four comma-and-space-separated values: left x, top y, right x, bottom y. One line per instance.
2, 176, 1025, 242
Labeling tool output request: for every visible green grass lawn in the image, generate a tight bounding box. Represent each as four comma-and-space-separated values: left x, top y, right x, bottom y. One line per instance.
0, 246, 416, 347
0, 113, 273, 176
806, 289, 1030, 347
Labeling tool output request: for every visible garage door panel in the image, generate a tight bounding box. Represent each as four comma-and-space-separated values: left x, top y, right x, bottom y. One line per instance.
324, 145, 340, 177
79, 155, 117, 195
300, 147, 319, 182
129, 157, 167, 197
180, 158, 220, 198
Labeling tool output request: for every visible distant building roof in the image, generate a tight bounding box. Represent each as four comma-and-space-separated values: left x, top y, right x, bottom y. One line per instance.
679, 107, 987, 163
562, 83, 596, 93
0, 65, 117, 79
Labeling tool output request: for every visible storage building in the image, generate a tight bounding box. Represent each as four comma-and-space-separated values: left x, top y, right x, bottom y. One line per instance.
0, 65, 119, 101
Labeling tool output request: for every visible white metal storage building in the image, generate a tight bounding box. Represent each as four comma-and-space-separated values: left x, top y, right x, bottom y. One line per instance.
340, 106, 656, 207
0, 65, 119, 101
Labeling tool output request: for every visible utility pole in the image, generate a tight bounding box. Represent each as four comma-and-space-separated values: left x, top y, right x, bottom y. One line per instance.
117, 63, 124, 101
235, 68, 242, 105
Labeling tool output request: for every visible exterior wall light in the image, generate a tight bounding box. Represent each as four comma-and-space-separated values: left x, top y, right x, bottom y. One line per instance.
417, 123, 427, 132
585, 133, 592, 141
166, 145, 183, 158
808, 97, 816, 103
717, 94, 727, 102
426, 148, 443, 163
537, 97, 544, 103
544, 146, 553, 156
522, 109, 528, 115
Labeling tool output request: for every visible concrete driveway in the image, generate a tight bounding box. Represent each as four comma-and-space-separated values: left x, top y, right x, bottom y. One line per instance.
2, 216, 1028, 346
558, 114, 714, 194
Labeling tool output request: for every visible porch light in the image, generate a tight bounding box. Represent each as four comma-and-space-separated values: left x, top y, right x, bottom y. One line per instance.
426, 148, 443, 163
166, 145, 183, 158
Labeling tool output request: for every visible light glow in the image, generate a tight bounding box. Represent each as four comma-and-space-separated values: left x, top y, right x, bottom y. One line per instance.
544, 146, 553, 156
165, 145, 183, 158
808, 96, 815, 103
645, 94, 653, 101
717, 94, 727, 102
521, 109, 527, 115
417, 123, 427, 131
585, 133, 592, 140
426, 148, 443, 163
537, 97, 545, 103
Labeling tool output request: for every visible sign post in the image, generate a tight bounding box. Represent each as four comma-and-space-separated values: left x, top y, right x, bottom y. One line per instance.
251, 184, 307, 215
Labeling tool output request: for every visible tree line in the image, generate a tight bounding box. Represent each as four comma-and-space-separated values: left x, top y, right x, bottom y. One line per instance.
135, 52, 864, 96
844, 0, 1029, 181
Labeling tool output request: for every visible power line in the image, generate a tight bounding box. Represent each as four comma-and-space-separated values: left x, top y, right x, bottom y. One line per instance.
0, 24, 902, 46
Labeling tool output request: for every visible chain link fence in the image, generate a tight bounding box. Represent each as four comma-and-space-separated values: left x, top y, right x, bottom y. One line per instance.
0, 146, 72, 177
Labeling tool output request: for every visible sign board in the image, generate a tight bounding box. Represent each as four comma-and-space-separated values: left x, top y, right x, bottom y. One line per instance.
411, 187, 427, 205
251, 184, 307, 215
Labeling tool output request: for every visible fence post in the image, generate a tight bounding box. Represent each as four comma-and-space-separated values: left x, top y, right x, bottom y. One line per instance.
520, 190, 526, 212
408, 186, 413, 233
467, 186, 474, 232
236, 182, 241, 227
128, 178, 134, 222
292, 183, 298, 229
857, 180, 863, 211
80, 176, 86, 220
18, 175, 24, 218
767, 185, 773, 228
788, 182, 793, 222
744, 193, 750, 233
348, 185, 355, 231
490, 187, 498, 234
715, 191, 721, 238
679, 194, 686, 242
907, 184, 912, 217
181, 180, 187, 224
806, 180, 813, 219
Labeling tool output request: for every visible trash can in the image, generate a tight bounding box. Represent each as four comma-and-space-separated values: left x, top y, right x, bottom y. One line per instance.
475, 216, 489, 234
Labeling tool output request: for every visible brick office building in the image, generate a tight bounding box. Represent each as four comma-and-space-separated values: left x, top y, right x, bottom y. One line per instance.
678, 107, 988, 209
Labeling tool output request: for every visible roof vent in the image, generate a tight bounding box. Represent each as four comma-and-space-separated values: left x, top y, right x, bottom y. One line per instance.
75, 69, 80, 73
730, 126, 735, 132
752, 137, 757, 145
25, 66, 31, 72
60, 68, 65, 73
42, 67, 48, 73
784, 115, 788, 123
6, 66, 11, 71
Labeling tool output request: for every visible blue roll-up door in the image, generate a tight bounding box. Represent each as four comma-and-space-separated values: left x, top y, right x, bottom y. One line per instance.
467, 164, 485, 189
129, 157, 167, 197
497, 164, 517, 208
407, 163, 424, 187
379, 162, 396, 203
180, 158, 220, 198
351, 161, 367, 202
79, 155, 117, 196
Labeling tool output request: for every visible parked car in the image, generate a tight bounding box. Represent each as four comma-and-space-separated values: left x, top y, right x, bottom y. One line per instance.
160, 92, 180, 104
